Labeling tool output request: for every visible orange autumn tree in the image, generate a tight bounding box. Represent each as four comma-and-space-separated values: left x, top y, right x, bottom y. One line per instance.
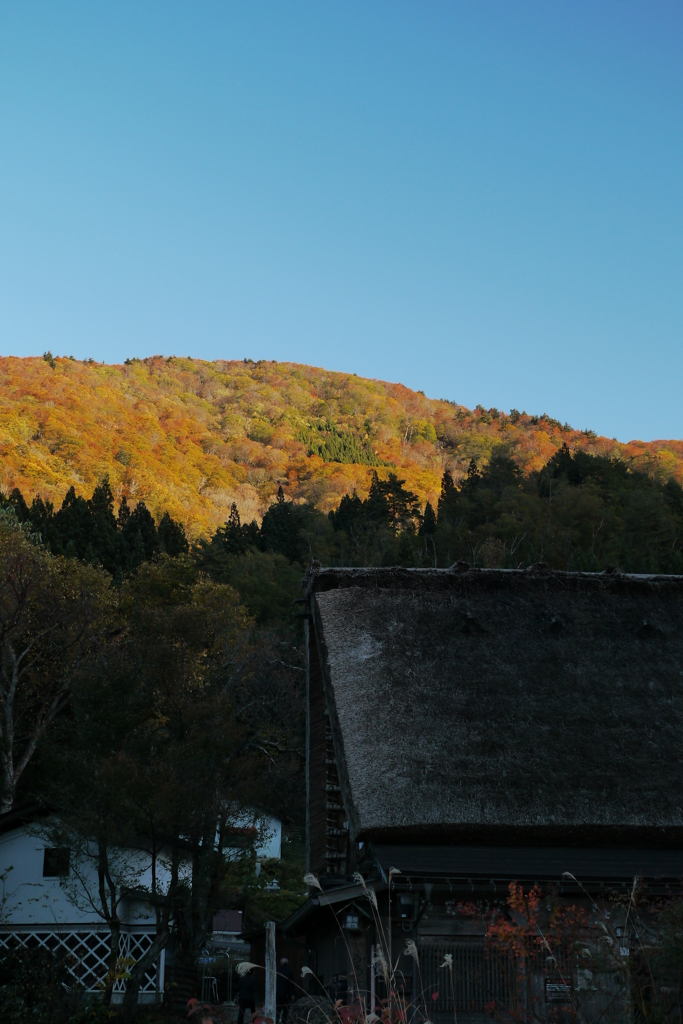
1, 355, 681, 541
487, 884, 595, 1024
455, 883, 597, 1024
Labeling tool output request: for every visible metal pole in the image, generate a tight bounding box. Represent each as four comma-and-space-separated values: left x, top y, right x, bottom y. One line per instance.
265, 921, 277, 1022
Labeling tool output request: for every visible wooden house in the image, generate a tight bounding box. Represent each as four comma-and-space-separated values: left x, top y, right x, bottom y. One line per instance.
287, 566, 683, 1022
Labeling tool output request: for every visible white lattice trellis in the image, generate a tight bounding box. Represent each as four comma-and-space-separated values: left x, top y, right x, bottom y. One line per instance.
0, 928, 159, 995
114, 931, 158, 994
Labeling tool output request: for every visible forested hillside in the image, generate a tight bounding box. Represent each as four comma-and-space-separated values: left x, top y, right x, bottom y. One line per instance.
2, 354, 682, 538
3, 357, 683, 1007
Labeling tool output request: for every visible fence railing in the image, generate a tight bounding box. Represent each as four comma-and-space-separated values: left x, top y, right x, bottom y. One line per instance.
419, 940, 515, 1014
0, 926, 159, 997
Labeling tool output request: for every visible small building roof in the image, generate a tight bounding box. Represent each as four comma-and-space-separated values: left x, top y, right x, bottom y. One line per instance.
307, 566, 683, 845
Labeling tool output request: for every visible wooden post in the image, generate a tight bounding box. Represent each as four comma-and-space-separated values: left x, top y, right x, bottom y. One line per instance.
265, 921, 276, 1022
370, 943, 375, 1013
158, 949, 165, 1002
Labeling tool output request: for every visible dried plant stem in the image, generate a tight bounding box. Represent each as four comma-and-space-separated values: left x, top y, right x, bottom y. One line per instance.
405, 940, 428, 1023
238, 965, 339, 1024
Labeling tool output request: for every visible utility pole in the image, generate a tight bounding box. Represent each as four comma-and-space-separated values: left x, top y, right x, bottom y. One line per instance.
265, 921, 276, 1022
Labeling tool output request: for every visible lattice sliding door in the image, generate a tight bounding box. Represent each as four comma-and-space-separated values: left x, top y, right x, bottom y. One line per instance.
419, 940, 515, 1015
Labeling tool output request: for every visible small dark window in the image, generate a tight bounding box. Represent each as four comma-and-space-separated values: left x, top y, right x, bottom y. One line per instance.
43, 848, 70, 877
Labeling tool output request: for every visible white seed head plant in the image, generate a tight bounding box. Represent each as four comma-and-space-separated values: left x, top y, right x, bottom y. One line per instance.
354, 871, 378, 909
404, 940, 419, 963
236, 962, 258, 977
373, 949, 390, 986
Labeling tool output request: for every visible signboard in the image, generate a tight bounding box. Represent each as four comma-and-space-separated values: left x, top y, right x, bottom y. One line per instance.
545, 979, 571, 1004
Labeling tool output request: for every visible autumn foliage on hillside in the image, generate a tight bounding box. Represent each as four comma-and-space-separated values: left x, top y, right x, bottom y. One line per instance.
1, 354, 681, 538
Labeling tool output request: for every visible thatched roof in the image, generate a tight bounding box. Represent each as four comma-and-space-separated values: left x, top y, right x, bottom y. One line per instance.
307, 567, 683, 845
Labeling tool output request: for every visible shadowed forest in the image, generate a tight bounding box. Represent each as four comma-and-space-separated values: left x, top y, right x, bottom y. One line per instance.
6, 442, 683, 582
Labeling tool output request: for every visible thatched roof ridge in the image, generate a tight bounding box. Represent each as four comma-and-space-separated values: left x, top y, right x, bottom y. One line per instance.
307, 564, 683, 594
308, 567, 683, 845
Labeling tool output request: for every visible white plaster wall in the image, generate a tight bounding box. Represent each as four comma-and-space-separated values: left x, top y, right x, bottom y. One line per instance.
257, 814, 282, 861
0, 812, 282, 928
0, 825, 98, 926
226, 811, 282, 862
0, 825, 161, 927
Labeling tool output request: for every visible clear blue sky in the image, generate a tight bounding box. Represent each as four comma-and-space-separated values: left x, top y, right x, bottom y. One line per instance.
1, 3, 681, 442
